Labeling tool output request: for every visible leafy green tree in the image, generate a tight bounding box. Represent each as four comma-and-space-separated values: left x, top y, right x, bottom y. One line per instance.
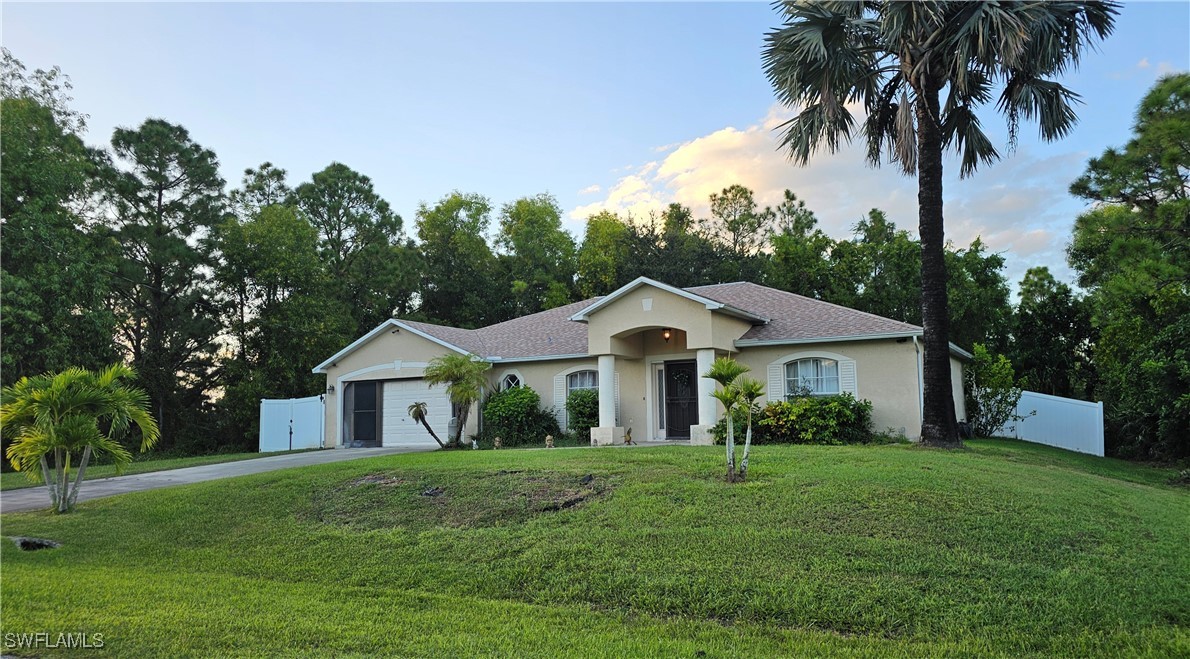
292, 163, 417, 333
706, 185, 775, 281
0, 74, 118, 385
104, 119, 225, 450
577, 211, 632, 297
228, 162, 291, 218
496, 193, 577, 314
763, 0, 1117, 446
1008, 267, 1093, 397
422, 354, 492, 447
964, 344, 1026, 438
767, 190, 833, 298
1068, 73, 1189, 460
416, 192, 502, 327
945, 238, 1011, 351
828, 210, 922, 321
705, 357, 750, 483
636, 204, 723, 287
2, 365, 159, 513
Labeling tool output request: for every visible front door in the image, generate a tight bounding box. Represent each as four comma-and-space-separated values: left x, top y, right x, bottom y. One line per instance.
664, 361, 698, 439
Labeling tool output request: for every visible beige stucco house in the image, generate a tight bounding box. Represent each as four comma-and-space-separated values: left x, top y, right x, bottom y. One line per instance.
313, 277, 970, 448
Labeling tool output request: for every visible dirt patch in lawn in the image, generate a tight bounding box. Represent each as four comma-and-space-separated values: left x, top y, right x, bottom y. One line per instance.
307, 470, 615, 531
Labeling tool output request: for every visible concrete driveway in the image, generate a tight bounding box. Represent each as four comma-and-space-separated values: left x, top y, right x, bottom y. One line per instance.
0, 447, 430, 514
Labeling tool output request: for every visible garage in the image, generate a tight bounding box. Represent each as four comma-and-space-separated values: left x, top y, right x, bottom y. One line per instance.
381, 379, 451, 447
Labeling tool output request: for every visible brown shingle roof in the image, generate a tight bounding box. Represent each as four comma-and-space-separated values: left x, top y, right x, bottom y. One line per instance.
686, 282, 920, 343
401, 281, 921, 359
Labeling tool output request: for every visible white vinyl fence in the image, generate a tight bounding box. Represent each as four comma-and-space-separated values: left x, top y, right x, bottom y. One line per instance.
997, 390, 1104, 457
259, 395, 325, 452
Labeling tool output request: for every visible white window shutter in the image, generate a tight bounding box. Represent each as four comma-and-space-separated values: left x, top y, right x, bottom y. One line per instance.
554, 373, 567, 431
768, 362, 784, 403
840, 360, 858, 396
614, 372, 621, 426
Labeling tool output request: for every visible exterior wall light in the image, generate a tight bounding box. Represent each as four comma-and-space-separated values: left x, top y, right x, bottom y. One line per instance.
662, 328, 672, 343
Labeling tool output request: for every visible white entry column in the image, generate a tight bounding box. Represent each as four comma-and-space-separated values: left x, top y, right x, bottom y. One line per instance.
591, 354, 622, 446
690, 348, 718, 445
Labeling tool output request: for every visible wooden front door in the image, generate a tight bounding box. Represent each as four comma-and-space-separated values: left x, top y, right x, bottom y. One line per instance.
664, 361, 698, 439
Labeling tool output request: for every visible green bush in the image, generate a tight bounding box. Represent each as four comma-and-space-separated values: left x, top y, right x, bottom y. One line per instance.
754, 394, 874, 445
478, 386, 560, 447
710, 403, 767, 445
565, 389, 599, 441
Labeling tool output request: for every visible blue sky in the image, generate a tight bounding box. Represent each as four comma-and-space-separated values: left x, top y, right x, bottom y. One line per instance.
5, 2, 1188, 290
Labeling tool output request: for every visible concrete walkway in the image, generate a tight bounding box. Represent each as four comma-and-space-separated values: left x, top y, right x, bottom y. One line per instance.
0, 447, 428, 514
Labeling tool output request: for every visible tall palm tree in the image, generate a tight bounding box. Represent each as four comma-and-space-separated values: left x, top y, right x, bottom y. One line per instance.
733, 377, 765, 482
2, 364, 160, 513
763, 1, 1117, 446
407, 402, 446, 449
705, 357, 750, 482
423, 353, 491, 447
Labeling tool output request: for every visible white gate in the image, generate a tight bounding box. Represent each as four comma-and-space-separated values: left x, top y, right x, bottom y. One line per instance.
259, 395, 325, 452
997, 391, 1104, 457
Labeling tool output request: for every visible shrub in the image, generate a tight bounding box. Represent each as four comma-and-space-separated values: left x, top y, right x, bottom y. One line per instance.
710, 403, 767, 445
755, 394, 874, 445
964, 343, 1027, 437
478, 386, 560, 447
565, 389, 599, 441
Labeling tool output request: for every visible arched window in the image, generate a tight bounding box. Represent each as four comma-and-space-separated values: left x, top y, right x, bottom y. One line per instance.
785, 358, 840, 397
500, 373, 522, 391
567, 370, 597, 396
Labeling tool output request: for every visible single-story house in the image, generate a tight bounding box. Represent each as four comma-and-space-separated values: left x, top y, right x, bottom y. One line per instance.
313, 277, 970, 448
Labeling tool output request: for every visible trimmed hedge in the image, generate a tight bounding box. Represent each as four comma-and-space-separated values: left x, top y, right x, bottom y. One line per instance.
713, 394, 874, 445
477, 386, 560, 447
565, 389, 599, 442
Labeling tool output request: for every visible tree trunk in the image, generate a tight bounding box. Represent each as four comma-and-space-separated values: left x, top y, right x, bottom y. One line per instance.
40, 455, 58, 511
725, 408, 736, 483
54, 448, 69, 514
420, 420, 446, 449
915, 83, 961, 447
67, 446, 93, 509
739, 407, 753, 482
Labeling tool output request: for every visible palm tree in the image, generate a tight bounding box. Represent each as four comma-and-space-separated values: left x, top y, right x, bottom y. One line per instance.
2, 364, 160, 513
763, 1, 1117, 446
733, 377, 765, 482
407, 402, 446, 449
705, 357, 750, 482
423, 353, 491, 447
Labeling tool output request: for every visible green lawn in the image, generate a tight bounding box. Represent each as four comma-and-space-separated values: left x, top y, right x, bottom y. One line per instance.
0, 449, 320, 491
2, 439, 1186, 657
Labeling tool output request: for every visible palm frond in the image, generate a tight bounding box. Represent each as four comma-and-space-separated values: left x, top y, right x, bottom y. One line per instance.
704, 357, 750, 387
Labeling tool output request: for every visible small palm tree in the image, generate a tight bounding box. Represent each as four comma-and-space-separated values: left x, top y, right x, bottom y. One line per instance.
407, 402, 445, 449
2, 364, 160, 513
423, 353, 491, 448
763, 1, 1117, 446
733, 377, 765, 482
705, 357, 750, 483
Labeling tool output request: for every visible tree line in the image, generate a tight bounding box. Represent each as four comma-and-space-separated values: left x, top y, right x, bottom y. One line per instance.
1, 49, 1184, 460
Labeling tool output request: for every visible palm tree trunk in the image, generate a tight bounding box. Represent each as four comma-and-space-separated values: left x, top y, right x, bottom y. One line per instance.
40, 455, 58, 511
67, 446, 93, 508
916, 82, 961, 447
420, 420, 446, 449
739, 407, 753, 481
725, 409, 736, 483
54, 448, 69, 513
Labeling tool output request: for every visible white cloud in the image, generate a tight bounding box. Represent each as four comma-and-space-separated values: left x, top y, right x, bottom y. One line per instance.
569, 104, 1091, 288
578, 184, 602, 195
1137, 57, 1151, 69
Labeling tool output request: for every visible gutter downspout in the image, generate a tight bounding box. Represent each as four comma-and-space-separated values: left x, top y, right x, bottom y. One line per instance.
912, 336, 924, 436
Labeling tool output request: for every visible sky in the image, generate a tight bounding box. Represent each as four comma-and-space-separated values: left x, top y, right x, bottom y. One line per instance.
4, 2, 1189, 292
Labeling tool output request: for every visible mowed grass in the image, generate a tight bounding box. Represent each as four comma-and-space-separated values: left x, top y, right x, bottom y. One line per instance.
0, 449, 321, 491
1, 440, 1186, 657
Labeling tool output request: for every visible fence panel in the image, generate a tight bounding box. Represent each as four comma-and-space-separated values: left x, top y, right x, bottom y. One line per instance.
998, 391, 1104, 457
259, 395, 325, 452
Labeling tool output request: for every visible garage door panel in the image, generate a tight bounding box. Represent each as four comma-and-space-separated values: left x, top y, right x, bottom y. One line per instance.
382, 379, 450, 447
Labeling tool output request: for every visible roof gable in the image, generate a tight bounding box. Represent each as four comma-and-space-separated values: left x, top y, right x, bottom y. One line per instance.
569, 276, 768, 324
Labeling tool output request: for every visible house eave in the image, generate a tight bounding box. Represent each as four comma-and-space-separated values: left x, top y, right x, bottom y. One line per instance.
311, 319, 473, 374
734, 331, 974, 360
568, 276, 768, 324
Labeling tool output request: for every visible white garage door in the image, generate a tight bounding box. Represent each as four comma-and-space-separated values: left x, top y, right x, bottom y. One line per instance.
382, 379, 451, 447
